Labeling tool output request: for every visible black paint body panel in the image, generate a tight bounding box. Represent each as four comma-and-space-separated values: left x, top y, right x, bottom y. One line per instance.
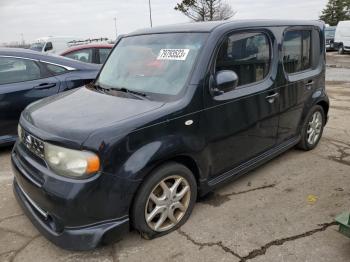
12, 20, 329, 250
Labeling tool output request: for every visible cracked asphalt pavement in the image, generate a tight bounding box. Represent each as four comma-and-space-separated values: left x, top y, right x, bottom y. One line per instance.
1, 53, 350, 262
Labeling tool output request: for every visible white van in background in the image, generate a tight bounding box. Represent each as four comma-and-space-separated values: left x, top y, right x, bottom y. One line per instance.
335, 21, 350, 54
29, 36, 83, 54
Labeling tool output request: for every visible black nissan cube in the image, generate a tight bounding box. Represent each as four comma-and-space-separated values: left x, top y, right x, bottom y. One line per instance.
12, 20, 329, 250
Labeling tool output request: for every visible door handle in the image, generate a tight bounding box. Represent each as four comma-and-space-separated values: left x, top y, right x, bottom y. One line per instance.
305, 80, 314, 90
34, 83, 56, 89
265, 93, 279, 104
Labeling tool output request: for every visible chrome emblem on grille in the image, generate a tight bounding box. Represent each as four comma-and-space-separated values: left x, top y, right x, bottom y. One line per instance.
25, 134, 32, 145
21, 129, 45, 158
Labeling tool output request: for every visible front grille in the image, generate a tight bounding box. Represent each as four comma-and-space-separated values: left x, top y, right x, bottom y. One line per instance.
326, 39, 330, 44
16, 181, 48, 219
20, 128, 45, 159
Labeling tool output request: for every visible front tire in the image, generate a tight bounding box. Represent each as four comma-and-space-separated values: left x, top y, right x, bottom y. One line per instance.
297, 105, 325, 151
131, 162, 197, 239
338, 45, 345, 55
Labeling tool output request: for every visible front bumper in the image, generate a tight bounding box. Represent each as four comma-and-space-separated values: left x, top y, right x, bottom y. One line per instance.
13, 180, 129, 250
326, 43, 335, 50
11, 142, 140, 250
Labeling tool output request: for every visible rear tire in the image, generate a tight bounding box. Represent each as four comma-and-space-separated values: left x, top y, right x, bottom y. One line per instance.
338, 45, 345, 55
297, 105, 325, 151
131, 162, 197, 239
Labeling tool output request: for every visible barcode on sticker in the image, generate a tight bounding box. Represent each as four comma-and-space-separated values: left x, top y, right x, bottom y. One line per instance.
157, 49, 190, 61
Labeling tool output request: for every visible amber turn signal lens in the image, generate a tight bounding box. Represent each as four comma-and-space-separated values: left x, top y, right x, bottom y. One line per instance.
87, 156, 100, 174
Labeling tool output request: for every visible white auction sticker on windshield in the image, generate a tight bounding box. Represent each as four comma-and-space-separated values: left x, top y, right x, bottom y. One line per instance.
157, 49, 190, 61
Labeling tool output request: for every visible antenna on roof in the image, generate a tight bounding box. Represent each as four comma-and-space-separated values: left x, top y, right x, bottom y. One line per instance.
148, 0, 153, 27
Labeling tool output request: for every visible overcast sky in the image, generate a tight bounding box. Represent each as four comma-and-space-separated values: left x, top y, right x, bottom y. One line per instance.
0, 0, 328, 43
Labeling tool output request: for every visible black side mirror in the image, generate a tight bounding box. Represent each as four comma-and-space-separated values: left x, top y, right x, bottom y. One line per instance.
211, 70, 239, 96
44, 42, 53, 52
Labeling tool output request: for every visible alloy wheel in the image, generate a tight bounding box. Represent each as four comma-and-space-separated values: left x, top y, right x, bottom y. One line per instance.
145, 175, 191, 232
307, 111, 323, 145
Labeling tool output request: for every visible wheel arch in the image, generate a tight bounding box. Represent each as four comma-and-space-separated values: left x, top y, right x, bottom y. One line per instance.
316, 100, 329, 120
162, 155, 201, 185
299, 89, 329, 131
135, 154, 202, 192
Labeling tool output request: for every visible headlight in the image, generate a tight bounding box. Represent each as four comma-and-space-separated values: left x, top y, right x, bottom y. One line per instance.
44, 143, 100, 178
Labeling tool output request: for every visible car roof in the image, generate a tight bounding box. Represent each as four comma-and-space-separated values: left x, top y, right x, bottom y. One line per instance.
129, 19, 325, 36
338, 20, 350, 25
0, 48, 101, 70
60, 44, 114, 55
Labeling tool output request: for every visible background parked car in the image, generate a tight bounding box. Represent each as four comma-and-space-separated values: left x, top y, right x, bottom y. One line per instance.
30, 36, 83, 54
60, 44, 114, 64
325, 26, 336, 51
335, 21, 350, 54
0, 48, 101, 146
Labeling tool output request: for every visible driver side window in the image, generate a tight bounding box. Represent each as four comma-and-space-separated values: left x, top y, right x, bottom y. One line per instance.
215, 32, 271, 87
0, 57, 41, 85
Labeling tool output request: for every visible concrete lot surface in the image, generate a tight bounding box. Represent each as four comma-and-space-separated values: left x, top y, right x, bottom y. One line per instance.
0, 53, 350, 261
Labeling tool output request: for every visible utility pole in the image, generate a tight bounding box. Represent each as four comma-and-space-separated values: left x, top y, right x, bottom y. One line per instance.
148, 0, 153, 27
20, 33, 24, 46
113, 17, 118, 39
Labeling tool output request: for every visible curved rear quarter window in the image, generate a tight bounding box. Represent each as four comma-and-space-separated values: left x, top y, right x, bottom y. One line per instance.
283, 30, 311, 74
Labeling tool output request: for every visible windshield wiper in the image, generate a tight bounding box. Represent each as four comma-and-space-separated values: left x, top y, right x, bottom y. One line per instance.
87, 83, 104, 91
109, 87, 148, 99
92, 84, 148, 100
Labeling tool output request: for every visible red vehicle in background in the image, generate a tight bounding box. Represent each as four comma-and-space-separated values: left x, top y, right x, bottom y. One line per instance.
60, 44, 114, 64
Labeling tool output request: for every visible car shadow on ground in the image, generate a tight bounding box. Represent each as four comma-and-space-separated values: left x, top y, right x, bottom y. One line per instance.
0, 145, 13, 155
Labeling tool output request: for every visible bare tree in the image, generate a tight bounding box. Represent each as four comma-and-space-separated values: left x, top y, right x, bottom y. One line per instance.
175, 0, 236, 22
214, 2, 237, 20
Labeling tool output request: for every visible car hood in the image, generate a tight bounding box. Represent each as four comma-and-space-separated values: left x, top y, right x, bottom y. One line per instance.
21, 87, 165, 146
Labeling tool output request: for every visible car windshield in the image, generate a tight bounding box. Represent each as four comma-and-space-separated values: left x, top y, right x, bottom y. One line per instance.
96, 33, 207, 99
30, 42, 45, 52
325, 29, 335, 38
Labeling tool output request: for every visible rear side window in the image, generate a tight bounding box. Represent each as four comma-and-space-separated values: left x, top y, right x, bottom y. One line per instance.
283, 30, 311, 74
64, 49, 93, 63
98, 48, 111, 64
0, 57, 41, 85
45, 63, 67, 75
216, 32, 271, 87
